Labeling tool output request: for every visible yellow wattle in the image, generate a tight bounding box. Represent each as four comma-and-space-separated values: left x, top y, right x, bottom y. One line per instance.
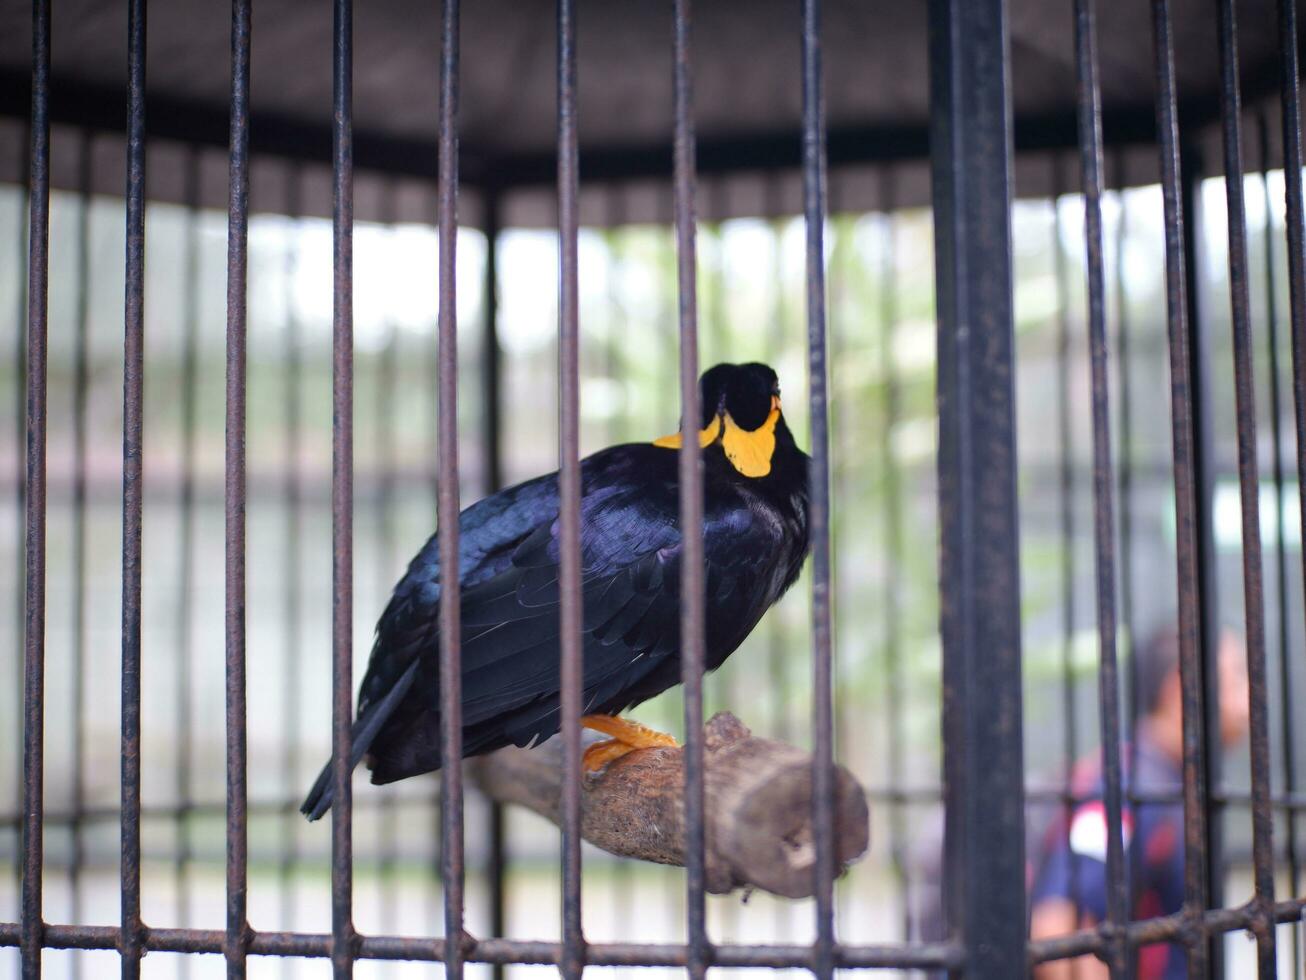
721, 407, 779, 478
653, 414, 721, 449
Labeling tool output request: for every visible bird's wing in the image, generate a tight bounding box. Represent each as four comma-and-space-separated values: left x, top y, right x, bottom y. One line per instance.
355, 470, 561, 719
454, 475, 779, 738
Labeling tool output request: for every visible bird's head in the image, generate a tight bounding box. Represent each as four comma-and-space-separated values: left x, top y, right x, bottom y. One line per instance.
653, 362, 787, 478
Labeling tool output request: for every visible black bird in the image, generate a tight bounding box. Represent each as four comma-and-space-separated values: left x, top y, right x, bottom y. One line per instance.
302, 361, 809, 820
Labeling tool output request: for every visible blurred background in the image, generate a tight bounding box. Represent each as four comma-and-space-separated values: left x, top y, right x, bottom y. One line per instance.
0, 136, 1303, 977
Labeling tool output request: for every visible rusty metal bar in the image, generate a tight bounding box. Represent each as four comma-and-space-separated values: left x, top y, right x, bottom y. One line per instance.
1113, 148, 1143, 810
1278, 0, 1306, 701
671, 0, 709, 976
1050, 156, 1084, 929
1027, 898, 1306, 965
177, 145, 202, 980
436, 1, 466, 978
68, 131, 92, 980
555, 0, 585, 976
330, 0, 356, 974
800, 0, 836, 975
1149, 2, 1212, 975
1259, 109, 1302, 979
479, 190, 508, 980
1212, 1, 1277, 973
927, 0, 1028, 976
120, 0, 147, 973
0, 923, 974, 970
279, 165, 304, 942
20, 3, 49, 975
224, 0, 252, 975
1073, 0, 1129, 974
374, 184, 402, 951
10, 114, 29, 924
1275, 8, 1306, 972
875, 169, 912, 943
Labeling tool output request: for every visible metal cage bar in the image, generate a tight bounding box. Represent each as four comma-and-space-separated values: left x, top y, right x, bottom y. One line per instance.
1212, 1, 1278, 973
800, 1, 837, 977
556, 0, 585, 976
671, 2, 710, 978
224, 1, 252, 975
436, 4, 467, 980
1073, 0, 1130, 975
67, 127, 92, 980
20, 2, 50, 977
1150, 2, 1213, 976
120, 0, 148, 973
176, 144, 203, 980
1259, 108, 1303, 978
330, 0, 357, 974
927, 1, 1028, 977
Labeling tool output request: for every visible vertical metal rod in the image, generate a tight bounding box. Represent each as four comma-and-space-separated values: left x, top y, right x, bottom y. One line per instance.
800, 1, 835, 976
480, 190, 507, 980
20, 5, 49, 974
763, 180, 793, 945
672, 1, 708, 976
375, 187, 401, 971
225, 1, 252, 975
1277, 0, 1306, 688
1112, 149, 1141, 804
926, 1, 1028, 976
436, 1, 466, 978
556, 0, 585, 977
11, 115, 30, 925
279, 166, 304, 951
1212, 3, 1276, 973
1274, 11, 1306, 969
331, 0, 357, 974
68, 130, 93, 980
1149, 3, 1212, 975
120, 0, 148, 974
1258, 110, 1301, 979
481, 194, 503, 498
877, 170, 911, 942
177, 144, 202, 980
1051, 158, 1082, 925
1181, 143, 1228, 975
1072, 1, 1129, 973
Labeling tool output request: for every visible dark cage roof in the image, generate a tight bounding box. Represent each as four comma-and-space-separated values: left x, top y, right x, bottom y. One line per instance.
0, 0, 1300, 221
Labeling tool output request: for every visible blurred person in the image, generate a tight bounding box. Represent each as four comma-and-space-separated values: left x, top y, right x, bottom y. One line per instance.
1028, 626, 1250, 979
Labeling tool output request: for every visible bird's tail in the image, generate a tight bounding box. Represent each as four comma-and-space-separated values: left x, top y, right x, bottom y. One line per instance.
300, 660, 420, 821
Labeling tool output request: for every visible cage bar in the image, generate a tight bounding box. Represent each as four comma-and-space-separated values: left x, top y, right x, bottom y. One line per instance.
330, 0, 356, 974
223, 1, 252, 975
120, 0, 148, 973
278, 163, 304, 950
480, 189, 508, 980
800, 0, 837, 977
1072, 0, 1130, 975
1212, 1, 1278, 973
1149, 1, 1213, 975
436, 2, 467, 980
67, 129, 92, 980
20, 2, 50, 978
556, 0, 585, 976
1259, 109, 1303, 978
927, 0, 1028, 977
176, 145, 202, 979
671, 1, 709, 977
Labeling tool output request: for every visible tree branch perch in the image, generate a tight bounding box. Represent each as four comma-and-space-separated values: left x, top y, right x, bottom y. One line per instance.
468, 711, 870, 899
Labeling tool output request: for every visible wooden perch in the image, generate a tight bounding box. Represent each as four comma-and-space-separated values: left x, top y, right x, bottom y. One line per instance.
468, 711, 869, 899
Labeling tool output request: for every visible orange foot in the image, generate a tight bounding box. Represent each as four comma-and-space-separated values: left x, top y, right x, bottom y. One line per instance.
580, 715, 678, 773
